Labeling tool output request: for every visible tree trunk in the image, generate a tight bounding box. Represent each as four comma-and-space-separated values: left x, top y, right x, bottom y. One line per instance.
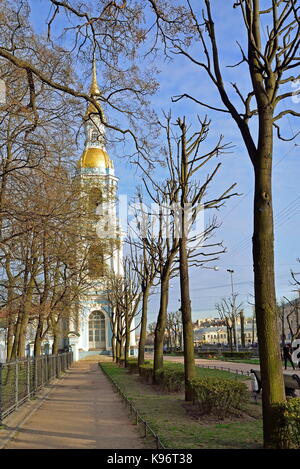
6, 312, 14, 361
153, 272, 170, 382
120, 333, 125, 360
34, 316, 44, 356
124, 313, 130, 367
111, 333, 116, 361
253, 136, 286, 448
34, 332, 43, 357
138, 286, 150, 367
281, 306, 285, 347
240, 310, 245, 348
10, 313, 22, 360
115, 339, 121, 363
228, 326, 233, 352
17, 311, 29, 358
52, 326, 59, 355
232, 316, 237, 350
180, 229, 196, 401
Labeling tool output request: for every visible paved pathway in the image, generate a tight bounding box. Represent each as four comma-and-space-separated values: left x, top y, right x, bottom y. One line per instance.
163, 355, 300, 376
161, 355, 300, 395
2, 357, 146, 449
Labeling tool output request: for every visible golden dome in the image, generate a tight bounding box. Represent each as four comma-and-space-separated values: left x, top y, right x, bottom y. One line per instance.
78, 147, 113, 169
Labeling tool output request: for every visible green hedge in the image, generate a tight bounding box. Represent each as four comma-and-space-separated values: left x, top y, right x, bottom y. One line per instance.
271, 398, 300, 449
196, 351, 220, 359
139, 364, 154, 383
126, 359, 150, 374
155, 368, 185, 392
222, 351, 252, 359
190, 377, 249, 418
126, 361, 139, 373
139, 365, 185, 392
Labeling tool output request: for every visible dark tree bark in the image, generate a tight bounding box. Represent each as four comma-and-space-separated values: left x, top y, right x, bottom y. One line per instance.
138, 285, 151, 367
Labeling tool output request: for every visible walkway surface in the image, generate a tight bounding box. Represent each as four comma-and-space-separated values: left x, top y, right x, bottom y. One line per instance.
1, 357, 146, 449
163, 355, 300, 377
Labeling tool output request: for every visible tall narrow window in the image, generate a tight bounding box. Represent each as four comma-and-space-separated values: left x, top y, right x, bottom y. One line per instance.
88, 311, 105, 349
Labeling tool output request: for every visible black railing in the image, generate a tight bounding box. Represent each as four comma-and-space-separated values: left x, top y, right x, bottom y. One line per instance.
196, 363, 251, 377
0, 351, 73, 422
100, 363, 165, 449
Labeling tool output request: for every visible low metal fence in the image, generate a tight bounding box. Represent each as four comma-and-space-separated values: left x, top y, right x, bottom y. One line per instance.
196, 363, 251, 377
100, 363, 165, 449
0, 352, 73, 422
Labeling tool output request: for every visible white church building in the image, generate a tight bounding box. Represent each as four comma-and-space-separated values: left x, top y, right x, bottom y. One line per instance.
74, 63, 137, 359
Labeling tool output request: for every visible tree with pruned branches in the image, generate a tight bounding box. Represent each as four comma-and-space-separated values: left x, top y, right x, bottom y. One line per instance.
127, 227, 158, 367
147, 0, 300, 447
139, 114, 237, 397
106, 256, 142, 366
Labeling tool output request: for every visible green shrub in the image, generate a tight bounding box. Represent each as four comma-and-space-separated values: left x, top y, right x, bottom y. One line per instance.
222, 351, 252, 359
196, 351, 219, 359
126, 361, 139, 373
155, 368, 185, 392
126, 359, 150, 374
139, 364, 154, 383
271, 398, 300, 449
190, 377, 249, 419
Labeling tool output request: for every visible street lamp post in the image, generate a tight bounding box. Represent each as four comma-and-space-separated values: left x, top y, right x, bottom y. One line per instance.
227, 269, 239, 352
227, 269, 234, 297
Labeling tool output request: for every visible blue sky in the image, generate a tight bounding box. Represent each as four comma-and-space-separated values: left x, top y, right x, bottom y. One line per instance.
28, 0, 300, 322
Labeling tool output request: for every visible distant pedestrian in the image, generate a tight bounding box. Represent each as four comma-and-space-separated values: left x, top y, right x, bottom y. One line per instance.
282, 343, 295, 370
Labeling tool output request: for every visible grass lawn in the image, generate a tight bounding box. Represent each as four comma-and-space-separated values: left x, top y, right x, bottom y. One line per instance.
166, 360, 250, 381
100, 361, 263, 449
219, 358, 260, 365
218, 357, 297, 369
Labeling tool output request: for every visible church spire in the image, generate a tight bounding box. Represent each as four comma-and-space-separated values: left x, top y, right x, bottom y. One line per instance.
78, 59, 113, 173
86, 58, 104, 118
90, 58, 101, 97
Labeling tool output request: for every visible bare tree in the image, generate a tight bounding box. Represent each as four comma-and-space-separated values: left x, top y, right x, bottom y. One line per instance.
128, 232, 158, 367
106, 257, 142, 366
0, 0, 159, 163
283, 297, 300, 343
166, 311, 182, 351
216, 295, 243, 352
139, 114, 237, 397
147, 0, 300, 447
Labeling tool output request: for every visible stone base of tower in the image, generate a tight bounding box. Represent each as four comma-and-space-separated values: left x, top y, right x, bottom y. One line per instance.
79, 349, 112, 359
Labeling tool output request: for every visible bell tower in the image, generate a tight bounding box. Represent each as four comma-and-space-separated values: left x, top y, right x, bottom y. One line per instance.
75, 61, 126, 355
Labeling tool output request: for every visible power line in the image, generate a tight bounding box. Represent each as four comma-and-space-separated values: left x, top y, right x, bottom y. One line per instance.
222, 141, 298, 256
229, 192, 300, 257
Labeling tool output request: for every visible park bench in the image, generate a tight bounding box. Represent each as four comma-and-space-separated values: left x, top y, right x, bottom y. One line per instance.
250, 369, 300, 398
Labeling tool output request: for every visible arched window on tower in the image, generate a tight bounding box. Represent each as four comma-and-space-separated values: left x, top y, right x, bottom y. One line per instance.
88, 244, 105, 279
89, 311, 106, 349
